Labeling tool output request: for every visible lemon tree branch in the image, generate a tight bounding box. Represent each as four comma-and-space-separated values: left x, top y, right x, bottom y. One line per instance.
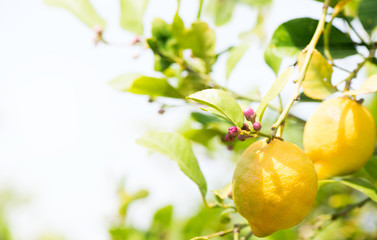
343, 41, 377, 91
271, 0, 331, 134
308, 198, 370, 239
324, 0, 352, 63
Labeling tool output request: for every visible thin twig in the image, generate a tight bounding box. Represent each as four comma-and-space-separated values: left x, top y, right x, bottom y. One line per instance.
344, 17, 369, 47
271, 0, 331, 135
332, 63, 351, 73
197, 0, 204, 19
341, 41, 377, 91
308, 198, 370, 239
324, 0, 352, 63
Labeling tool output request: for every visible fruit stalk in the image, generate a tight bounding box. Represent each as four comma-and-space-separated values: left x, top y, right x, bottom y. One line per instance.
271, 0, 330, 135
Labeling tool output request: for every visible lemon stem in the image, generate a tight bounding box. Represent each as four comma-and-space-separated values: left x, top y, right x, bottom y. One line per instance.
271, 0, 331, 136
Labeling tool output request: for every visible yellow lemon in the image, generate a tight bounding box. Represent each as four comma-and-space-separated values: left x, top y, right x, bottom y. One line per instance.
232, 139, 318, 237
303, 97, 376, 180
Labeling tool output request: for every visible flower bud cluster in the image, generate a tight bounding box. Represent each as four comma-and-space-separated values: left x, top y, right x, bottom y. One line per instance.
243, 107, 262, 132
224, 107, 263, 143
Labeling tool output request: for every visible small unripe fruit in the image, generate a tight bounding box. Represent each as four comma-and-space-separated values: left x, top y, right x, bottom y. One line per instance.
243, 107, 256, 123
253, 122, 261, 132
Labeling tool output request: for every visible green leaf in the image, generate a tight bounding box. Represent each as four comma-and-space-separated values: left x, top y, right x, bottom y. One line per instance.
206, 0, 236, 26
358, 0, 377, 35
314, 0, 342, 7
364, 155, 377, 180
150, 205, 173, 232
172, 14, 186, 42
177, 74, 208, 97
109, 73, 183, 98
283, 118, 305, 148
120, 0, 149, 35
118, 189, 149, 219
151, 18, 172, 41
240, 0, 273, 6
109, 227, 146, 240
366, 92, 377, 127
184, 21, 216, 58
299, 92, 322, 102
264, 42, 282, 74
44, 0, 106, 29
211, 184, 231, 201
188, 89, 244, 128
344, 0, 362, 17
266, 18, 357, 59
298, 49, 336, 100
190, 112, 223, 126
182, 207, 224, 240
365, 62, 377, 77
182, 129, 220, 147
183, 21, 216, 72
256, 66, 294, 122
320, 178, 377, 202
137, 132, 207, 199
343, 74, 377, 96
226, 42, 250, 79
200, 107, 233, 124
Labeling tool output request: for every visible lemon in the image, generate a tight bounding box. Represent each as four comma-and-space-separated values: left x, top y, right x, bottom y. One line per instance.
232, 139, 318, 237
303, 97, 376, 179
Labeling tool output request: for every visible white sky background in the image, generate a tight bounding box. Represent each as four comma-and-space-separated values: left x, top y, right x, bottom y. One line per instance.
0, 0, 358, 239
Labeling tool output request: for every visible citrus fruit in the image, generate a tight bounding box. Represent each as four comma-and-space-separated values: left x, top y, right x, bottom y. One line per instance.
303, 97, 376, 179
232, 139, 318, 237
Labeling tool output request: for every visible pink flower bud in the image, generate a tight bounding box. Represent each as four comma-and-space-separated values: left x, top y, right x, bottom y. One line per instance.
241, 123, 250, 131
225, 134, 233, 142
253, 122, 262, 132
238, 135, 246, 141
131, 36, 140, 45
93, 25, 103, 35
228, 126, 239, 136
243, 107, 256, 123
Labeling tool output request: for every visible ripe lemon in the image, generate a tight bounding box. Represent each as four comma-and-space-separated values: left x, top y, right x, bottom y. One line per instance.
232, 139, 318, 237
303, 97, 376, 179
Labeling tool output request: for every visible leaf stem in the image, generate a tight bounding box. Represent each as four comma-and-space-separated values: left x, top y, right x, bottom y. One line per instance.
197, 0, 204, 19
271, 0, 330, 134
324, 0, 353, 63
